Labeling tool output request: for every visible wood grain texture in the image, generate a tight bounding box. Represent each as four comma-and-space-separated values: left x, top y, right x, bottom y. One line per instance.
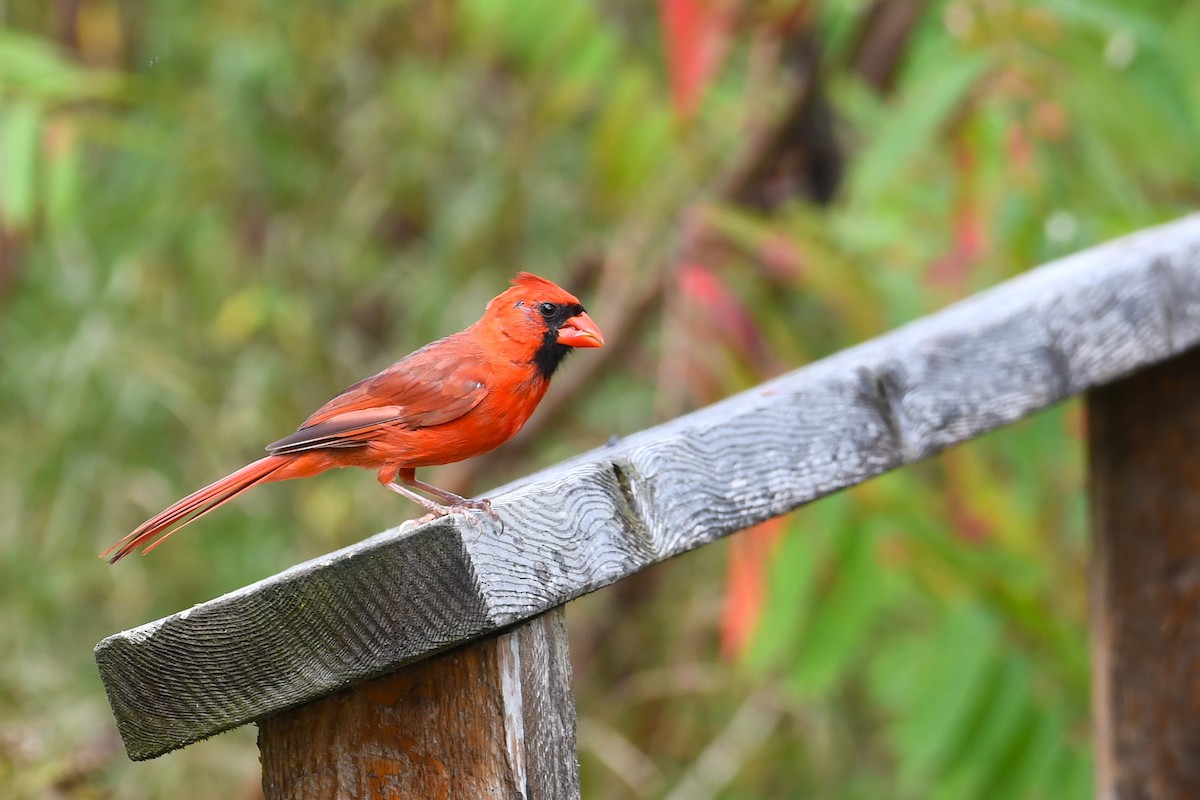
259, 608, 579, 800
1089, 347, 1200, 799
97, 215, 1200, 760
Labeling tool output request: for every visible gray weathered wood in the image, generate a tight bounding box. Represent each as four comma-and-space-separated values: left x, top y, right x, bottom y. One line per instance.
259, 608, 579, 799
97, 215, 1200, 760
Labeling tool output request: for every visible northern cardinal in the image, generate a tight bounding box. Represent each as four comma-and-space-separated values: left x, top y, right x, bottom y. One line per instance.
103, 273, 604, 563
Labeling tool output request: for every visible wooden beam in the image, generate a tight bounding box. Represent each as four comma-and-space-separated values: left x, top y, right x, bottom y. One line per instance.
96, 215, 1200, 760
259, 608, 579, 800
1088, 346, 1200, 797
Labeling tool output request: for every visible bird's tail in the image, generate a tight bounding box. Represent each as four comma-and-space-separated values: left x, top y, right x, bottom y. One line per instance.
103, 455, 292, 563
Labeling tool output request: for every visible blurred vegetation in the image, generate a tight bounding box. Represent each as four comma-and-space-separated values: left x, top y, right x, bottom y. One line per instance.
1, 0, 1197, 798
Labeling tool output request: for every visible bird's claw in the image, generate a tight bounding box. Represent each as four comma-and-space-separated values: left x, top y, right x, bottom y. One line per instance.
463, 497, 500, 524
416, 497, 500, 526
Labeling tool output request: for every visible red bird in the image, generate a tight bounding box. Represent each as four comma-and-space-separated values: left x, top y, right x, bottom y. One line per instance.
103, 273, 604, 563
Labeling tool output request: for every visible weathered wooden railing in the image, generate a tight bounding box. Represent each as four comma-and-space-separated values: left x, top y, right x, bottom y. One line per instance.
97, 216, 1200, 798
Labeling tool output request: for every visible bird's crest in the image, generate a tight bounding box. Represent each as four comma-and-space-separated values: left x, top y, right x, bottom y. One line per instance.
511, 272, 561, 292
498, 272, 581, 305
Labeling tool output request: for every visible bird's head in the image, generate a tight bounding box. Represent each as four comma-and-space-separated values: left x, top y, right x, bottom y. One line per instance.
485, 272, 605, 379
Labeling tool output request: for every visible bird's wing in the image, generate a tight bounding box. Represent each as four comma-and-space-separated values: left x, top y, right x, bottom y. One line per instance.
266, 340, 489, 454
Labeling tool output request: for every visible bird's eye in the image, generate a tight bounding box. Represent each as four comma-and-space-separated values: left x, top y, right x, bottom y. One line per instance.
538, 302, 557, 318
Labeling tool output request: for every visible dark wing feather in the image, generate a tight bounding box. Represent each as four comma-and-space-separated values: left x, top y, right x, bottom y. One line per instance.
267, 335, 488, 454
266, 406, 407, 454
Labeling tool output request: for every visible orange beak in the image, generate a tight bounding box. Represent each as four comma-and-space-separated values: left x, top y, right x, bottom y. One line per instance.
557, 311, 605, 348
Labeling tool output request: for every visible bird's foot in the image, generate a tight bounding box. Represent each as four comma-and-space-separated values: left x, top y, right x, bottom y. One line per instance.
386, 479, 499, 525
415, 500, 500, 541
432, 497, 499, 524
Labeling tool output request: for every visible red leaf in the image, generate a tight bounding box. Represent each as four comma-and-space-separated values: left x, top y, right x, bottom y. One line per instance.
720, 517, 787, 661
658, 0, 734, 120
927, 138, 986, 289
679, 262, 763, 360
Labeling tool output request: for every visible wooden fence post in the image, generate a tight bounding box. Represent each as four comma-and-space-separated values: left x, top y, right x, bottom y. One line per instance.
259, 607, 579, 799
1089, 346, 1200, 799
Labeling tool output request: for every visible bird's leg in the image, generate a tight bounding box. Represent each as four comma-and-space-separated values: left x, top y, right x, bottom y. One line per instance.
380, 478, 454, 517
379, 468, 499, 522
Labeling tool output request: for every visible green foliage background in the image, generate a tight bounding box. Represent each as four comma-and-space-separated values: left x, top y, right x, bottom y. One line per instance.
1, 1, 1197, 797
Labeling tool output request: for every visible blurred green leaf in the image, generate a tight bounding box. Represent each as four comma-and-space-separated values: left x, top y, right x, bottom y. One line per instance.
890, 606, 998, 790
980, 706, 1064, 800
847, 51, 991, 203
0, 30, 114, 99
44, 122, 81, 227
0, 101, 40, 228
788, 522, 897, 696
591, 68, 672, 200
930, 657, 1032, 800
